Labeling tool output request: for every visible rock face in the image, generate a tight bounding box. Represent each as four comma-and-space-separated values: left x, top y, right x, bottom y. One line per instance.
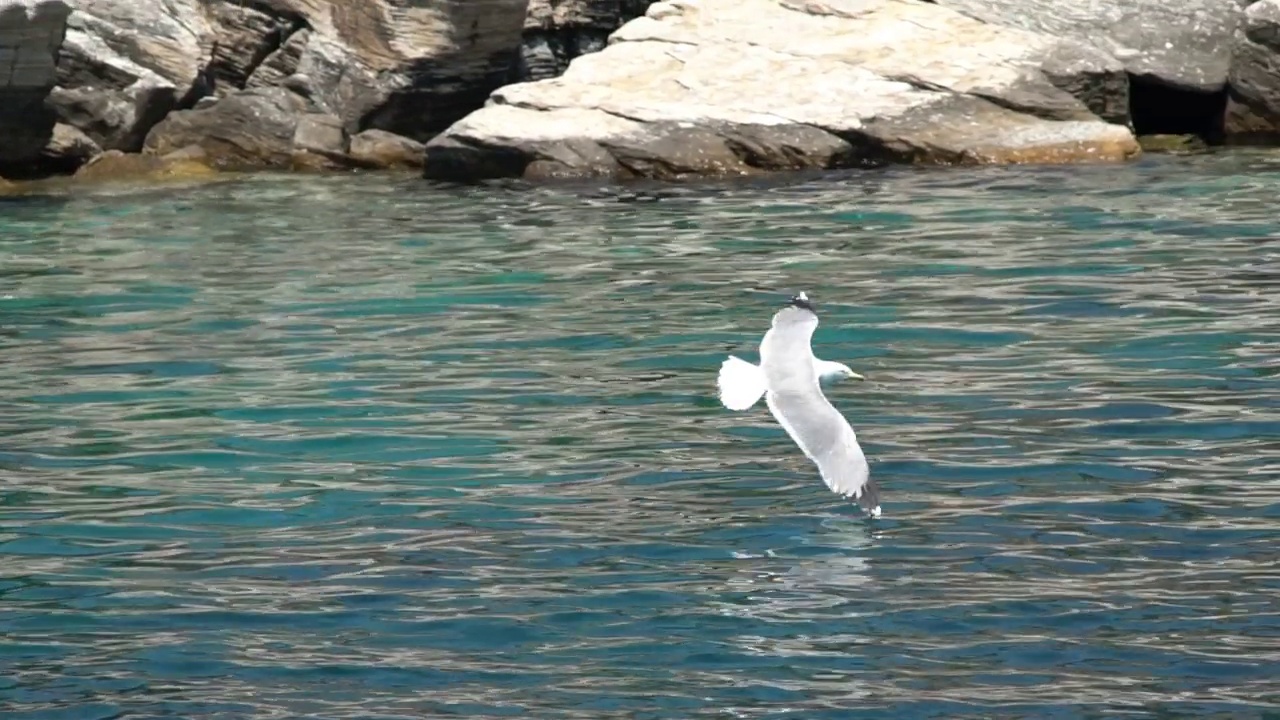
67, 0, 210, 89
933, 0, 1240, 93
424, 0, 1141, 181
0, 0, 72, 174
1227, 0, 1280, 139
227, 0, 531, 141
520, 0, 655, 81
18, 0, 1280, 182
43, 0, 530, 172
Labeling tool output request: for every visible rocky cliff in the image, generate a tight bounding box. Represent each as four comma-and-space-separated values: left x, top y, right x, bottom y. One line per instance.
1, 0, 547, 177
54, 0, 531, 173
2, 0, 657, 180
7, 0, 1280, 184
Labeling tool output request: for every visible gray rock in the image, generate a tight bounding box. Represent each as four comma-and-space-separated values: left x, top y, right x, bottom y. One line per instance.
0, 0, 69, 88
287, 33, 384, 129
425, 0, 1139, 182
1038, 40, 1130, 126
40, 121, 101, 172
204, 1, 303, 95
143, 86, 310, 169
348, 129, 426, 170
933, 0, 1241, 92
280, 73, 315, 101
246, 29, 309, 90
1226, 0, 1280, 138
291, 112, 347, 169
0, 0, 73, 171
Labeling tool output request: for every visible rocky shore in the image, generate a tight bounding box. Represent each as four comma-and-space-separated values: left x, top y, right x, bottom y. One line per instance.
3, 0, 1280, 186
0, 0, 647, 186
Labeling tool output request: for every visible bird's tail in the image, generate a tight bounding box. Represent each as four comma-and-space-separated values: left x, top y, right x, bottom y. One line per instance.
717, 355, 767, 411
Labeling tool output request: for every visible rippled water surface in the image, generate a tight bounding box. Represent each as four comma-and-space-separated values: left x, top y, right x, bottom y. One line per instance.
2, 154, 1279, 719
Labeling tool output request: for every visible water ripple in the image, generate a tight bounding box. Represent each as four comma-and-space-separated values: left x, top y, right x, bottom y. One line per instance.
2, 154, 1279, 718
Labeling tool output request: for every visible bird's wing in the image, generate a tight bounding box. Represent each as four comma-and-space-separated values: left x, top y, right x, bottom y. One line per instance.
766, 386, 878, 513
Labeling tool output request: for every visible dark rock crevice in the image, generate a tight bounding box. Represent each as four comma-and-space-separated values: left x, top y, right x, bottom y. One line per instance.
1128, 74, 1227, 142
359, 48, 525, 142
206, 3, 309, 95
175, 50, 217, 110
242, 18, 308, 85
720, 127, 878, 172
520, 28, 613, 81
519, 0, 657, 81
423, 134, 533, 182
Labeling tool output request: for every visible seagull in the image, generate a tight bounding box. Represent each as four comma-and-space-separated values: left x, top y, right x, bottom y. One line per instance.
716, 292, 881, 517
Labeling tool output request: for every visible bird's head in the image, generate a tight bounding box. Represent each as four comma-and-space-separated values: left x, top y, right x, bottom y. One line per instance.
815, 359, 866, 383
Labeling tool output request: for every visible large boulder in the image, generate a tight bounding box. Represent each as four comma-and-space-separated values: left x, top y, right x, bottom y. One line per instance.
49, 10, 185, 152
423, 0, 1140, 181
39, 122, 101, 173
143, 86, 347, 171
64, 0, 210, 88
348, 129, 426, 169
0, 0, 73, 174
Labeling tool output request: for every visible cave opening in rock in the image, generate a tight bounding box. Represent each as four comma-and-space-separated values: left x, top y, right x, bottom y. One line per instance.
1128, 74, 1227, 142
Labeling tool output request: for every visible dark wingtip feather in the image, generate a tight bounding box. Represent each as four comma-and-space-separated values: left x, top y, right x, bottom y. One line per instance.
856, 477, 881, 518
789, 291, 815, 312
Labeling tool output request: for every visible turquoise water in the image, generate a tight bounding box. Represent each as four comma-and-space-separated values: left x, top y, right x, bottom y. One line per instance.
1, 154, 1278, 718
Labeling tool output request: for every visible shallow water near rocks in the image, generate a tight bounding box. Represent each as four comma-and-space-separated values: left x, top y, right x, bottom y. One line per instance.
1, 154, 1278, 718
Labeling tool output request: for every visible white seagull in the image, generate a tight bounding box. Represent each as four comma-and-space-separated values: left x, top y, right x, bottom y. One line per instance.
716, 292, 881, 517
